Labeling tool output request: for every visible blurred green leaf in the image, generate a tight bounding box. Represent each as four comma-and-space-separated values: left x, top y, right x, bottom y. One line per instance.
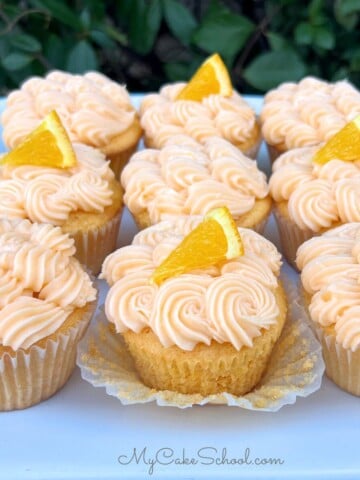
2, 53, 34, 71
334, 0, 360, 29
127, 0, 161, 54
313, 26, 335, 49
193, 4, 254, 66
294, 22, 313, 45
332, 66, 349, 81
10, 34, 42, 53
163, 62, 192, 81
80, 8, 91, 29
66, 40, 98, 73
162, 0, 197, 46
30, 0, 82, 29
267, 32, 291, 51
144, 0, 162, 52
103, 25, 127, 45
244, 51, 306, 91
90, 30, 116, 49
44, 34, 66, 69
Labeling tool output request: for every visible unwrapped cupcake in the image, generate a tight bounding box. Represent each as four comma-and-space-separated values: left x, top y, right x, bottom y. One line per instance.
100, 209, 287, 397
1, 70, 142, 177
261, 77, 360, 162
0, 112, 123, 274
121, 134, 271, 231
0, 218, 97, 410
140, 54, 261, 157
296, 223, 360, 396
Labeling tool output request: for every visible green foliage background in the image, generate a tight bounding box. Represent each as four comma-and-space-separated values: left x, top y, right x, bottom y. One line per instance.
0, 0, 360, 95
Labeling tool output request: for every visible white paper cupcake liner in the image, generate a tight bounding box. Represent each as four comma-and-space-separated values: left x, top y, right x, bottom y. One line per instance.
71, 212, 122, 275
77, 273, 325, 411
0, 301, 96, 411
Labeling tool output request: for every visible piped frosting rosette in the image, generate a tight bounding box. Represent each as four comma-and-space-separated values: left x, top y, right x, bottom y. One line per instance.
121, 135, 269, 229
269, 146, 360, 265
2, 71, 136, 150
296, 223, 360, 395
261, 77, 360, 153
77, 217, 325, 410
0, 218, 97, 410
140, 83, 259, 154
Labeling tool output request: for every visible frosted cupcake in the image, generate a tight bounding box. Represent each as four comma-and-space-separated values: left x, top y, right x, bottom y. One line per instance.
1, 71, 142, 177
268, 145, 360, 267
0, 142, 123, 274
100, 216, 287, 396
261, 77, 360, 161
296, 223, 360, 396
121, 135, 271, 231
0, 218, 97, 410
140, 85, 260, 157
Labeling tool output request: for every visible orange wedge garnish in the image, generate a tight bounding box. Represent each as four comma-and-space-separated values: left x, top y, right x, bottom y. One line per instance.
0, 110, 76, 168
151, 206, 243, 285
313, 115, 360, 164
176, 53, 232, 102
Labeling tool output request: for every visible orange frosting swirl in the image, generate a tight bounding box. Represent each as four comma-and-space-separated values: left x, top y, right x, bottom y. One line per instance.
262, 77, 360, 149
122, 136, 268, 223
298, 223, 360, 351
0, 219, 96, 350
102, 217, 281, 351
140, 83, 257, 148
0, 143, 114, 225
2, 71, 135, 149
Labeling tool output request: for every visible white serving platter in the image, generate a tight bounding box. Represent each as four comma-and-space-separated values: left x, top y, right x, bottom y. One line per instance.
0, 95, 359, 480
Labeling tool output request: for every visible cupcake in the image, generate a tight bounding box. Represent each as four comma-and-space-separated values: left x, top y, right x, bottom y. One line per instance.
100, 216, 287, 396
0, 142, 123, 274
261, 77, 360, 162
121, 135, 271, 231
140, 84, 261, 157
1, 71, 142, 177
268, 145, 360, 267
296, 223, 360, 396
0, 218, 97, 410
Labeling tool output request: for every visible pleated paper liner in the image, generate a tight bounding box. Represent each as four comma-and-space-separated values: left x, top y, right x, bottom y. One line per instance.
0, 300, 96, 411
77, 273, 325, 411
71, 212, 122, 275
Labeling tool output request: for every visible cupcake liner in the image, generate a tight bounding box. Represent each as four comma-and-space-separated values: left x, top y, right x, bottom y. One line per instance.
77, 272, 325, 411
266, 143, 283, 163
273, 205, 314, 269
107, 143, 139, 180
251, 213, 270, 235
243, 135, 262, 159
313, 327, 360, 396
71, 212, 122, 275
0, 301, 96, 411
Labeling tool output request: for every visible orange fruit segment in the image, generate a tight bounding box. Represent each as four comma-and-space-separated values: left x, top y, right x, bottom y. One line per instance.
151, 206, 243, 285
313, 115, 360, 165
0, 110, 76, 169
176, 53, 233, 102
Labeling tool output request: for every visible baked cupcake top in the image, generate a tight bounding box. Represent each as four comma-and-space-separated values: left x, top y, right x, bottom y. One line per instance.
0, 143, 116, 226
0, 218, 96, 350
2, 71, 136, 149
269, 146, 360, 231
261, 77, 360, 150
121, 135, 268, 224
297, 223, 360, 352
100, 216, 282, 351
140, 83, 257, 149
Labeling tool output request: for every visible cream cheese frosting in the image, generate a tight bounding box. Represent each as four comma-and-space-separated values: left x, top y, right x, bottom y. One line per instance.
0, 143, 115, 225
140, 83, 257, 148
121, 135, 268, 224
101, 217, 282, 351
269, 146, 360, 232
261, 77, 360, 150
0, 218, 96, 350
2, 71, 136, 149
296, 223, 360, 351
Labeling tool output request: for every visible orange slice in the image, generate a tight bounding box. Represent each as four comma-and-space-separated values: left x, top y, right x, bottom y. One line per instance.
151, 206, 243, 285
313, 115, 360, 165
0, 110, 76, 169
176, 53, 232, 102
